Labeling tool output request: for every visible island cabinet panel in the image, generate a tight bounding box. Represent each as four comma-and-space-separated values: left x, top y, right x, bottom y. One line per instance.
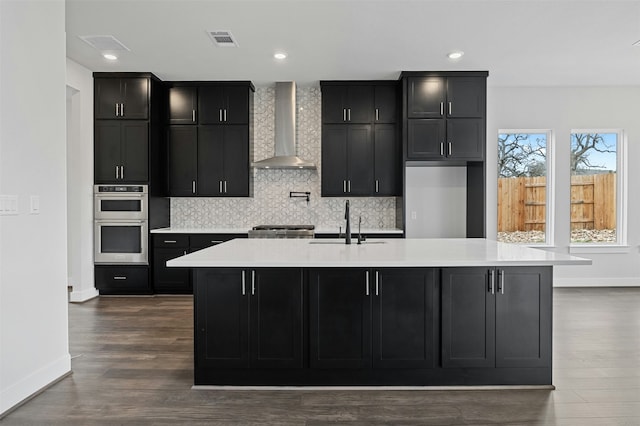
194, 268, 304, 371
372, 268, 438, 369
309, 268, 372, 369
441, 266, 552, 369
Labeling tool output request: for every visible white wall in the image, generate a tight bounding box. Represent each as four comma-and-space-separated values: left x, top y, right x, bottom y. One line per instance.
487, 86, 640, 286
66, 59, 97, 302
0, 0, 70, 415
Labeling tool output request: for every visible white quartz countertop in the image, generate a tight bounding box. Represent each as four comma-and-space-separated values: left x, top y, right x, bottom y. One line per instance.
151, 227, 403, 235
166, 238, 591, 268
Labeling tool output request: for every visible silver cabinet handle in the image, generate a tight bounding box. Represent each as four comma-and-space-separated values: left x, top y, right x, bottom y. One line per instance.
164, 240, 177, 244
448, 142, 452, 156
375, 271, 379, 296
347, 180, 351, 193
375, 180, 379, 193
115, 166, 119, 179
192, 180, 196, 194
448, 102, 452, 116
223, 109, 227, 122
192, 110, 196, 122
113, 276, 127, 280
375, 108, 379, 121
343, 108, 347, 121
219, 109, 223, 122
347, 108, 351, 121
120, 165, 124, 180
499, 269, 505, 294
219, 181, 223, 193
183, 250, 187, 255
210, 240, 223, 244
121, 103, 125, 116
241, 271, 246, 295
343, 180, 347, 193
365, 271, 370, 296
115, 103, 119, 117
224, 180, 227, 193
440, 142, 444, 156
489, 269, 495, 294
251, 270, 255, 295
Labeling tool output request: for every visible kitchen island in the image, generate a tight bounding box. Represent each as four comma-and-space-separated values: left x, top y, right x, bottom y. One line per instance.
168, 238, 590, 387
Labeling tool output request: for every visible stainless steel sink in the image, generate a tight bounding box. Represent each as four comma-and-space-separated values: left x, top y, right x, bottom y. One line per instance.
308, 240, 386, 245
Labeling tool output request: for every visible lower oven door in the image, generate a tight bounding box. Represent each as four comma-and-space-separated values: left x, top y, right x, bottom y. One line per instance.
95, 220, 148, 264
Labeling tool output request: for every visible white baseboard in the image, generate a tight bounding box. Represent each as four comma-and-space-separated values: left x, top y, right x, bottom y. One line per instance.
0, 354, 71, 416
554, 277, 640, 287
69, 287, 99, 303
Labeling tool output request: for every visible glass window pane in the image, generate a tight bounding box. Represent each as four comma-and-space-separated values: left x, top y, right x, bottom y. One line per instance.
570, 132, 617, 244
497, 132, 548, 244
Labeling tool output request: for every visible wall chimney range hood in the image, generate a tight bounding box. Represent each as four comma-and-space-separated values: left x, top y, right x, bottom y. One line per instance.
252, 81, 316, 170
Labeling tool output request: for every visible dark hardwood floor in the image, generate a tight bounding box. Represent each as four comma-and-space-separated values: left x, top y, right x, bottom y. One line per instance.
2, 288, 639, 425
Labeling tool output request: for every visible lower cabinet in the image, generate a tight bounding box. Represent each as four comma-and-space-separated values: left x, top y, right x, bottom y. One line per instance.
309, 268, 437, 369
194, 268, 304, 370
441, 266, 552, 369
95, 265, 151, 295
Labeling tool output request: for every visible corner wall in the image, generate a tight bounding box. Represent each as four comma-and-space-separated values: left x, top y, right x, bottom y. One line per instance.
0, 0, 70, 415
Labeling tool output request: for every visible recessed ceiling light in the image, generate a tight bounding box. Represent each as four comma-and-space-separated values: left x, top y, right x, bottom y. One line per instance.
448, 51, 464, 60
274, 52, 287, 60
103, 53, 118, 60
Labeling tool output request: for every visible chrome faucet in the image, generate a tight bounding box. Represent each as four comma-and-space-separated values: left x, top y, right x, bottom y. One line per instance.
344, 200, 351, 245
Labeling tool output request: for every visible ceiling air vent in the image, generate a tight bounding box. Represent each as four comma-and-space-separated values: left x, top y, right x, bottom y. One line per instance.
78, 35, 130, 51
208, 31, 239, 47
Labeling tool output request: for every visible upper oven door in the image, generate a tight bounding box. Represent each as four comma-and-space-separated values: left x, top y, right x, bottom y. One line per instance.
94, 185, 148, 220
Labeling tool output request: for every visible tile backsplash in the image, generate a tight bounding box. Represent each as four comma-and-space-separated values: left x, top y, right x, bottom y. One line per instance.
170, 85, 399, 230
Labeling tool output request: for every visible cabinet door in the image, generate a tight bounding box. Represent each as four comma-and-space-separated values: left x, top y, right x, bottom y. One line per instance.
321, 125, 349, 196
495, 267, 552, 368
120, 121, 148, 183
197, 126, 225, 196
346, 125, 373, 195
194, 269, 249, 368
152, 247, 191, 294
198, 86, 225, 124
373, 268, 437, 369
321, 85, 347, 123
120, 78, 149, 119
309, 269, 371, 369
95, 265, 150, 295
94, 78, 122, 119
250, 269, 304, 369
441, 268, 495, 368
446, 118, 484, 160
94, 121, 122, 183
374, 124, 400, 196
168, 126, 197, 196
407, 119, 446, 160
221, 125, 249, 196
407, 77, 446, 119
223, 86, 249, 124
446, 77, 485, 118
346, 85, 373, 123
374, 85, 397, 123
169, 86, 198, 124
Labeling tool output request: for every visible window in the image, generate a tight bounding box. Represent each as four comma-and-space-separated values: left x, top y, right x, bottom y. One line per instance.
497, 131, 554, 245
570, 130, 625, 246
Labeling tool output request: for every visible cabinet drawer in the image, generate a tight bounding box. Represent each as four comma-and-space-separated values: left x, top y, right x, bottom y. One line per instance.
189, 233, 246, 250
95, 265, 150, 295
153, 234, 189, 248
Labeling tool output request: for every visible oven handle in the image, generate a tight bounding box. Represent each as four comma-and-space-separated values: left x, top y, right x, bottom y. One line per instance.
95, 220, 147, 224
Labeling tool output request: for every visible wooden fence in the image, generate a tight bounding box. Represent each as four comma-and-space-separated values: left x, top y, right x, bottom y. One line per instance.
497, 174, 616, 232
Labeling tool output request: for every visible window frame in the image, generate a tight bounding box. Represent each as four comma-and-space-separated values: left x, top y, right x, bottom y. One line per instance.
569, 129, 628, 252
497, 129, 555, 247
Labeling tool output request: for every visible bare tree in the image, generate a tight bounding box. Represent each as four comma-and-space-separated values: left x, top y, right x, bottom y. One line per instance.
570, 133, 615, 174
498, 133, 546, 177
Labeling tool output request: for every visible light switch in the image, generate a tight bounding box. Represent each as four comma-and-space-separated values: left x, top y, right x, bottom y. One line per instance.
0, 195, 19, 215
411, 211, 417, 220
30, 195, 40, 214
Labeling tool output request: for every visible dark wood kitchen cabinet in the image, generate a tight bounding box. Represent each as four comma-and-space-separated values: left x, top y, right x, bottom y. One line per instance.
320, 81, 401, 196
169, 86, 198, 124
194, 268, 304, 372
95, 76, 149, 120
199, 85, 251, 125
404, 73, 487, 161
95, 121, 149, 183
441, 266, 552, 369
95, 265, 151, 295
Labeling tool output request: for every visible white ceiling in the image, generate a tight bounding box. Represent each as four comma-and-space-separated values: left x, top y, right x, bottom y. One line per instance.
65, 0, 640, 87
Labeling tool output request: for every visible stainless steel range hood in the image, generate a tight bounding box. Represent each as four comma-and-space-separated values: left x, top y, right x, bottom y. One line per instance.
252, 81, 316, 170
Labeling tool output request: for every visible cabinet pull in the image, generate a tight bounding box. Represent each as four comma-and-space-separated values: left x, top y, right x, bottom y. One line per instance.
120, 165, 124, 180
224, 180, 227, 193
251, 270, 255, 295
219, 109, 223, 122
183, 250, 187, 255
241, 271, 246, 295
375, 108, 379, 121
347, 180, 351, 193
448, 142, 452, 156
375, 271, 379, 296
440, 142, 444, 157
192, 180, 196, 194
343, 108, 347, 122
347, 108, 351, 121
223, 109, 227, 122
113, 276, 127, 280
115, 103, 119, 117
365, 271, 370, 296
343, 180, 347, 193
120, 103, 124, 116
115, 166, 119, 179
164, 240, 177, 244
375, 180, 379, 193
440, 102, 444, 116
448, 102, 452, 116
498, 269, 505, 294
210, 240, 223, 244
192, 110, 196, 122
219, 181, 223, 193
489, 269, 495, 294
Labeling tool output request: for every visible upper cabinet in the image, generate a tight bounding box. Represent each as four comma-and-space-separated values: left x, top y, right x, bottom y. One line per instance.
169, 86, 198, 124
199, 85, 250, 125
320, 81, 401, 197
403, 72, 487, 161
95, 77, 150, 120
